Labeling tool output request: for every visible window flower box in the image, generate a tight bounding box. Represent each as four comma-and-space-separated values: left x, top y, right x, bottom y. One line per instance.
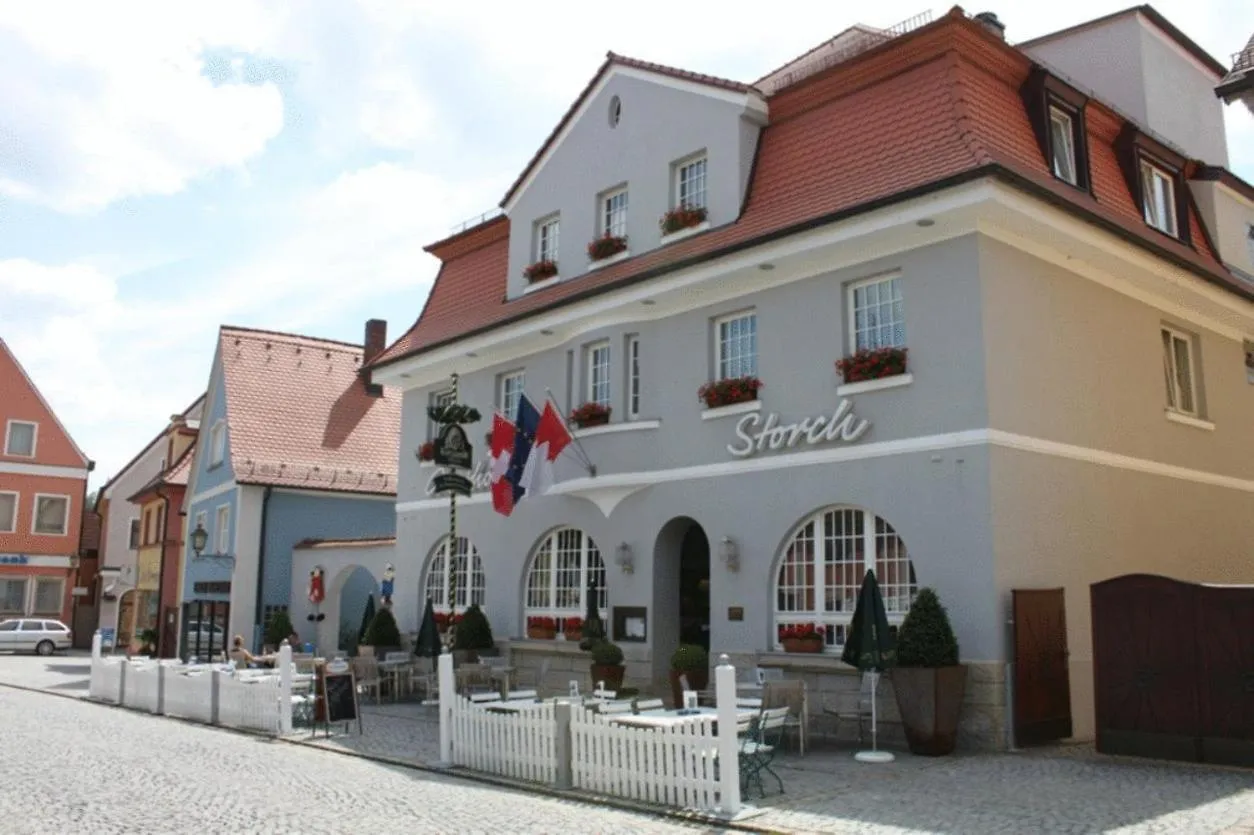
698, 376, 763, 409
779, 624, 826, 653
836, 347, 908, 384
570, 402, 611, 428
587, 234, 628, 262
563, 616, 584, 642
524, 260, 558, 282
526, 616, 557, 640
434, 612, 461, 634
660, 206, 707, 235
418, 441, 435, 462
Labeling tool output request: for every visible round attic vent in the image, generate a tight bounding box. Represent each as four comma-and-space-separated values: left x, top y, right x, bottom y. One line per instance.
608, 95, 622, 128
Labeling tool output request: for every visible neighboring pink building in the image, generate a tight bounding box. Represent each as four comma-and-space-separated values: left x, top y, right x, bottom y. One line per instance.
0, 338, 93, 625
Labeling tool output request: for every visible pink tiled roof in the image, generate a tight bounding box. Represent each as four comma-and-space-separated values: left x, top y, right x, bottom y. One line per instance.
219, 326, 401, 496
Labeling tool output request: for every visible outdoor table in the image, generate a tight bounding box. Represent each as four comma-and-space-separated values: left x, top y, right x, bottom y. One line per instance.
483, 698, 544, 713
377, 659, 412, 700
607, 706, 757, 729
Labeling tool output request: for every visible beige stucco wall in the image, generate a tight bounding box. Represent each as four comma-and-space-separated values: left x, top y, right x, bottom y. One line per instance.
978, 235, 1254, 743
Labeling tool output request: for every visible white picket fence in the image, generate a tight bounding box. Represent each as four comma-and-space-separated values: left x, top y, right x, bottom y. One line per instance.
569, 709, 720, 810
449, 696, 558, 783
436, 652, 743, 818
87, 631, 293, 736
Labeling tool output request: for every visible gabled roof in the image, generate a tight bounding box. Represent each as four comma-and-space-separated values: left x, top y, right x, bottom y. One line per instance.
94, 392, 205, 510
499, 51, 760, 211
371, 9, 1249, 371
218, 326, 400, 496
126, 439, 196, 504
0, 337, 92, 469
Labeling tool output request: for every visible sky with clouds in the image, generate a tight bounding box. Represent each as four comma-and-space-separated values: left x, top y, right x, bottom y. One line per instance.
1, 0, 1251, 490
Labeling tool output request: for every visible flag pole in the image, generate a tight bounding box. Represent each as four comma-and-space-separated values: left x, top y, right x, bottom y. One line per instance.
543, 387, 596, 477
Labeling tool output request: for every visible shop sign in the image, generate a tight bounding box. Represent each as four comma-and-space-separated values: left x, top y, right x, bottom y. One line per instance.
727, 398, 870, 458
425, 461, 491, 497
0, 554, 30, 565
433, 423, 473, 469
431, 472, 474, 498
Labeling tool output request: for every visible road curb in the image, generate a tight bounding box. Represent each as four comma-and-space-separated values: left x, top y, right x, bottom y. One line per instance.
0, 681, 792, 834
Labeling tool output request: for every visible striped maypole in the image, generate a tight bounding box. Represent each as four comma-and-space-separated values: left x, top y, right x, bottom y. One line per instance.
447, 372, 459, 622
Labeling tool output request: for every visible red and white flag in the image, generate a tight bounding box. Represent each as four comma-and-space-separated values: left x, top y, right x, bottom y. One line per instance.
489, 412, 516, 517
518, 400, 572, 498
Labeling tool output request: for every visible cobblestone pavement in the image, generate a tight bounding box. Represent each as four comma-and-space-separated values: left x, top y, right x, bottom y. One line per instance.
0, 687, 721, 835
0, 650, 91, 697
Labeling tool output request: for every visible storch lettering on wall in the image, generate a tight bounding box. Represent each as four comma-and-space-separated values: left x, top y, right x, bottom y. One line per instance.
425, 461, 492, 496
727, 398, 870, 458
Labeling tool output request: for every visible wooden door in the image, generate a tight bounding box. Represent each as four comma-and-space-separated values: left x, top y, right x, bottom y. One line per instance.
1013, 588, 1073, 746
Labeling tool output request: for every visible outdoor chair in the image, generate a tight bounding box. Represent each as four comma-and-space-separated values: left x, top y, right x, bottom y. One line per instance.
597, 700, 634, 715
634, 697, 664, 712
821, 672, 874, 744
512, 658, 550, 695
591, 686, 617, 702
457, 664, 496, 696
763, 679, 809, 756
350, 656, 382, 704
740, 706, 789, 799
408, 657, 437, 703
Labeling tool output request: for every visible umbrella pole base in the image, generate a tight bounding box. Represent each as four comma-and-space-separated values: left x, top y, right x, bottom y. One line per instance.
855, 750, 895, 763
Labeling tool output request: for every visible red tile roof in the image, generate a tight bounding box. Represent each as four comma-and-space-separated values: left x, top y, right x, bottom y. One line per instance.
219, 327, 401, 495
372, 9, 1250, 370
94, 393, 205, 510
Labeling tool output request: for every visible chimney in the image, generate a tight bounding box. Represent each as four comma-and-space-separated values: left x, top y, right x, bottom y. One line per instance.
361, 318, 387, 397
973, 11, 1005, 40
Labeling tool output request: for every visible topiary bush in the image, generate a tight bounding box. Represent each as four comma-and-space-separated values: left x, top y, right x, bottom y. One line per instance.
453, 604, 495, 651
362, 606, 402, 648
590, 640, 624, 666
895, 588, 960, 667
265, 609, 295, 648
670, 644, 708, 671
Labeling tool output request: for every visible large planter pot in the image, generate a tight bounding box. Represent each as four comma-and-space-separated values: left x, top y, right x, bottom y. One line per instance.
527, 627, 556, 640
591, 663, 625, 692
891, 664, 968, 756
668, 668, 710, 708
781, 637, 824, 654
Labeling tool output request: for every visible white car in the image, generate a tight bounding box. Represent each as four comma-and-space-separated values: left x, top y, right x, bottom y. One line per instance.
183, 620, 227, 656
0, 619, 73, 655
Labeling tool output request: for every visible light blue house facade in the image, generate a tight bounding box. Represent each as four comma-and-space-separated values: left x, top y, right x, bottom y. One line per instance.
179, 322, 401, 655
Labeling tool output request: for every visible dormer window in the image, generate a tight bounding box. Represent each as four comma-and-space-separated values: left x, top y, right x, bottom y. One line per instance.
602, 188, 628, 238
1140, 160, 1178, 237
1020, 67, 1090, 192
677, 156, 707, 210
1048, 107, 1077, 186
536, 216, 560, 264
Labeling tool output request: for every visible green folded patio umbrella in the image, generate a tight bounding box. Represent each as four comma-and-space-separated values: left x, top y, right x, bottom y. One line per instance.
578, 574, 606, 652
357, 594, 377, 646
841, 569, 897, 763
414, 598, 443, 659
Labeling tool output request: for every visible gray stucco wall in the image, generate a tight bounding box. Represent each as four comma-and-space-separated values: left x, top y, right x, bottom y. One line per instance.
505, 71, 762, 297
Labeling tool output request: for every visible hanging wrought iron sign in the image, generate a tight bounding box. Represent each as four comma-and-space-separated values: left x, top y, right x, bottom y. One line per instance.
434, 423, 473, 469
431, 472, 474, 498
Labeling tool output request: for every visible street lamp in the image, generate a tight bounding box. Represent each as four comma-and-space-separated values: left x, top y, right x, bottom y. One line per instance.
190, 522, 209, 557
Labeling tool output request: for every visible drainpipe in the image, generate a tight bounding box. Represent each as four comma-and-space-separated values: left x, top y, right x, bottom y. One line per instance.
252, 486, 274, 652
155, 486, 171, 657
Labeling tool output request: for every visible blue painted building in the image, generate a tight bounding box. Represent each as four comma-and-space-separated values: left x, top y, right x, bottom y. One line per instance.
179, 321, 401, 654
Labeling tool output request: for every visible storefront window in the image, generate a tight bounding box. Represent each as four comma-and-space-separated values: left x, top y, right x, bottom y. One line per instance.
423, 535, 486, 612
524, 527, 606, 631
774, 507, 917, 651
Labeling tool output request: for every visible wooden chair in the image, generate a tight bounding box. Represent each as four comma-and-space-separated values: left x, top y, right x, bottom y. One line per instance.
822, 672, 874, 744
741, 707, 790, 798
350, 656, 382, 704
763, 679, 809, 756
512, 657, 550, 694
408, 657, 437, 703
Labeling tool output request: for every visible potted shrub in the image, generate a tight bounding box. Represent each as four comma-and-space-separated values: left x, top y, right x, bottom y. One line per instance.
698, 376, 763, 409
660, 206, 708, 235
453, 603, 495, 662
589, 640, 626, 691
779, 623, 826, 653
835, 346, 908, 384
361, 606, 403, 660
570, 402, 611, 428
137, 628, 158, 657
526, 616, 557, 640
562, 616, 583, 642
891, 588, 967, 756
668, 644, 709, 708
524, 260, 558, 282
587, 234, 628, 262
264, 609, 296, 652
417, 441, 435, 462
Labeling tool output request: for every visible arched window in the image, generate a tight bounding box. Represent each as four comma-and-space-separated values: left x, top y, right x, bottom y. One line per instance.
423, 536, 485, 612
774, 507, 917, 651
524, 527, 606, 630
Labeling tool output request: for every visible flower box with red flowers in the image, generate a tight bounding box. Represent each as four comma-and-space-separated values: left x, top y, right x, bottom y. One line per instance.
835, 347, 908, 384
526, 616, 557, 640
562, 616, 584, 640
698, 376, 763, 409
433, 611, 461, 633
586, 234, 628, 262
524, 260, 558, 282
418, 441, 435, 462
778, 623, 826, 653
569, 402, 611, 428
660, 206, 707, 235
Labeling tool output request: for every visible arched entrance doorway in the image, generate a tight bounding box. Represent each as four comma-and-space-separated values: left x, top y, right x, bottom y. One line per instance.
329, 566, 376, 654
652, 517, 710, 683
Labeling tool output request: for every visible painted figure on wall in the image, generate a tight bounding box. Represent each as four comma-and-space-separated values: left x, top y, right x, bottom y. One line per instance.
380, 564, 396, 608
307, 566, 326, 622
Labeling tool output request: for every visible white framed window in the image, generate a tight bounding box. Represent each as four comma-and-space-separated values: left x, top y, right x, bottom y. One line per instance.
676, 155, 708, 210
601, 188, 628, 238
774, 506, 917, 651
715, 311, 757, 380
626, 336, 640, 419
0, 491, 16, 534
587, 342, 611, 407
428, 388, 456, 439
0, 579, 26, 615
423, 535, 487, 613
500, 370, 525, 421
1048, 106, 1077, 185
215, 505, 230, 555
32, 578, 62, 615
1140, 160, 1177, 236
849, 274, 906, 352
536, 215, 560, 263
32, 494, 69, 536
209, 420, 226, 467
4, 420, 36, 457
1162, 326, 1198, 416
524, 528, 606, 629
128, 518, 141, 550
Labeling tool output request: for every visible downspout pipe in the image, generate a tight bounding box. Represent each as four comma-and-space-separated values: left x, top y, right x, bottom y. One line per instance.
252, 486, 274, 652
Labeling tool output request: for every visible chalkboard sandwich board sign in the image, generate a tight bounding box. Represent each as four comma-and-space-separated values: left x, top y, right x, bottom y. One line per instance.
314, 662, 362, 737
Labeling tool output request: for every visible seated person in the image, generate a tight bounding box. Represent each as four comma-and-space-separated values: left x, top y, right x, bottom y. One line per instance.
228, 635, 259, 669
